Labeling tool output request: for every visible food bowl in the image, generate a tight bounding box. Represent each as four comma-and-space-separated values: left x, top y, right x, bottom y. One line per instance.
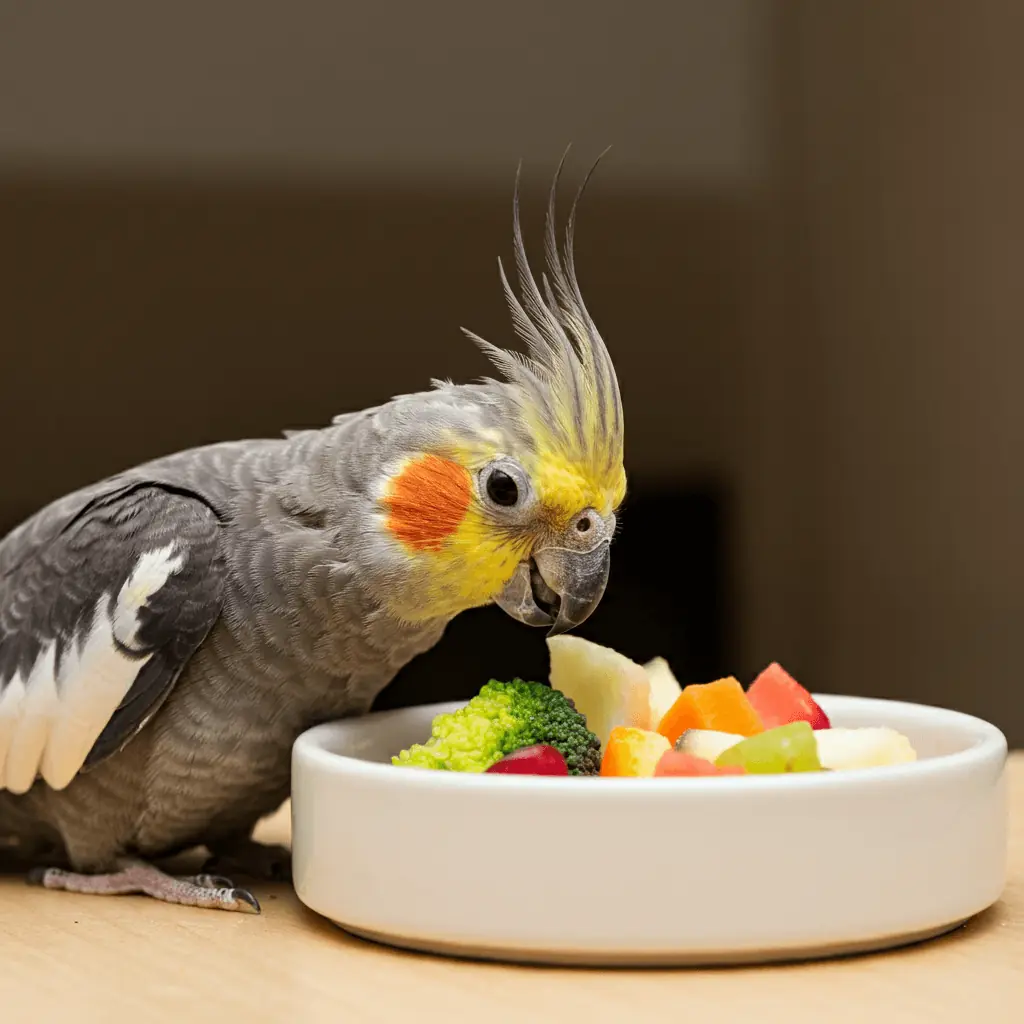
290, 694, 1008, 966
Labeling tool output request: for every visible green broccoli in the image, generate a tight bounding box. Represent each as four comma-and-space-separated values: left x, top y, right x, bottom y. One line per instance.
393, 679, 601, 775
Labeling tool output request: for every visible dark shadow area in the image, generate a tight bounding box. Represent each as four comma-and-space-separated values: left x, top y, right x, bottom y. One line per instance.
0, 173, 748, 691
374, 482, 729, 711
0, 174, 755, 515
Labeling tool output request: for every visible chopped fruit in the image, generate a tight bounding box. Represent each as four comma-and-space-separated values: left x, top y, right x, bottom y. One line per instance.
814, 728, 916, 770
644, 656, 683, 728
392, 648, 922, 783
654, 751, 746, 777
715, 722, 822, 773
657, 677, 764, 745
747, 662, 831, 730
600, 727, 671, 777
485, 744, 570, 775
676, 725, 917, 771
547, 636, 652, 747
674, 728, 744, 762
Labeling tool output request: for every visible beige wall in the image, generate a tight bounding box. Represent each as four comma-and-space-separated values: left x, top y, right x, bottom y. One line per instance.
788, 4, 1024, 735
0, 1, 772, 186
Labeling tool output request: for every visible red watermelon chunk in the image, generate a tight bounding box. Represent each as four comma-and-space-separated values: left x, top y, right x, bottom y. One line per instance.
747, 663, 831, 730
654, 751, 746, 777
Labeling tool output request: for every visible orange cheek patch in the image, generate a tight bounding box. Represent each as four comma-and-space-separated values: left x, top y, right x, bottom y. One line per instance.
385, 455, 473, 551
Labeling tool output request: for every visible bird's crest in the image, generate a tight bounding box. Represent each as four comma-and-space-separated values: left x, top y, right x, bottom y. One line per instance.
460, 151, 626, 509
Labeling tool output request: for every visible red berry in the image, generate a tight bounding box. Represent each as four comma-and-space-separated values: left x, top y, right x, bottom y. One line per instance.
486, 744, 569, 775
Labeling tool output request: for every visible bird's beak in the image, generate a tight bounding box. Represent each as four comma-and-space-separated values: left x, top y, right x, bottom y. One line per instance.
494, 540, 611, 636
536, 542, 611, 636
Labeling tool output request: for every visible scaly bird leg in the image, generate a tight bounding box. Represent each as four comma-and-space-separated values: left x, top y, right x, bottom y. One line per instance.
27, 858, 260, 913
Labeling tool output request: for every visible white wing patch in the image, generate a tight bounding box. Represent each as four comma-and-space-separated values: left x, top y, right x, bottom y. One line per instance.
0, 544, 184, 793
0, 670, 27, 789
3, 642, 59, 794
112, 544, 184, 649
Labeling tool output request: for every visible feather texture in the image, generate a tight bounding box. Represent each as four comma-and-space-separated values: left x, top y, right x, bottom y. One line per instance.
461, 150, 625, 504
0, 162, 628, 877
0, 487, 224, 793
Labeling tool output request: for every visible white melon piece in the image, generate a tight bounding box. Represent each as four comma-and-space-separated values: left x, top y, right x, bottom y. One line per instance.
547, 636, 651, 747
643, 657, 683, 729
814, 727, 917, 770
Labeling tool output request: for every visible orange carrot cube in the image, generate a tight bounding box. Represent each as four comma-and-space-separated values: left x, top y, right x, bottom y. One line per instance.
656, 677, 764, 745
600, 727, 671, 777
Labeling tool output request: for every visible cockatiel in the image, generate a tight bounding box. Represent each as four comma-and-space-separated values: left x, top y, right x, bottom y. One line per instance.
0, 158, 625, 913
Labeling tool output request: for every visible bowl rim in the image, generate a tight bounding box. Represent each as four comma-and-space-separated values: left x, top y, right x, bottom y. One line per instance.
292, 693, 1008, 795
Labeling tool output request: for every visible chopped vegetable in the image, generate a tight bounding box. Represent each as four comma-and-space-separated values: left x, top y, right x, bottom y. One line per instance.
657, 677, 764, 745
654, 751, 746, 777
747, 662, 831, 730
485, 744, 569, 775
393, 679, 601, 775
715, 722, 821, 773
600, 727, 671, 777
547, 635, 651, 747
389, 646, 920, 783
644, 656, 683, 728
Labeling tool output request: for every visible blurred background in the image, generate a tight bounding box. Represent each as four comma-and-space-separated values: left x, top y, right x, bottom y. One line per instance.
1, 3, 1021, 741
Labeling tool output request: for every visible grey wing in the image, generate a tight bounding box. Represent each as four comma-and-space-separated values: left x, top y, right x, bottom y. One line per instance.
0, 483, 226, 794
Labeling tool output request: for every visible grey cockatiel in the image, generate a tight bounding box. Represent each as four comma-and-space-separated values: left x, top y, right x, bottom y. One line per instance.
0, 159, 626, 913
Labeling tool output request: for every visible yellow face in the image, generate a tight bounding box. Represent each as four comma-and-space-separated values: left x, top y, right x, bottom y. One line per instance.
528, 452, 626, 527
379, 442, 626, 621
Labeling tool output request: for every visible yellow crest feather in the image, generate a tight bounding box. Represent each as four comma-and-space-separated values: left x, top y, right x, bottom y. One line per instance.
462, 151, 626, 515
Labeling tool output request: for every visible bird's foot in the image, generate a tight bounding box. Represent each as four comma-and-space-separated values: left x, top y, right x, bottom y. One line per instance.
203, 837, 291, 883
27, 859, 260, 914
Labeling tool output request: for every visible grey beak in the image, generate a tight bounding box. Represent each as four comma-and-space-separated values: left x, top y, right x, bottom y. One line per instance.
492, 560, 557, 628
534, 541, 611, 637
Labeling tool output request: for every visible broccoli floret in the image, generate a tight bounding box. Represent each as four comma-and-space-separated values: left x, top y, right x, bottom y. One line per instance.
392, 679, 601, 775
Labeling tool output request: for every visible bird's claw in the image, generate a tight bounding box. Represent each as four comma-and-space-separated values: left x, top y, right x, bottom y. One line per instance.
231, 888, 262, 914
26, 866, 52, 887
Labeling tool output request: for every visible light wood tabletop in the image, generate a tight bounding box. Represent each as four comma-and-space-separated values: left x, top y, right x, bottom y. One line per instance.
1, 754, 1021, 1024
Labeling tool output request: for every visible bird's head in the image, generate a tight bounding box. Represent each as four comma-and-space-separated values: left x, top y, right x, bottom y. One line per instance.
368, 157, 625, 634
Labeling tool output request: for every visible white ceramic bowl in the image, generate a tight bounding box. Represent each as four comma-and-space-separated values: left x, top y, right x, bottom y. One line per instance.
291, 695, 1008, 966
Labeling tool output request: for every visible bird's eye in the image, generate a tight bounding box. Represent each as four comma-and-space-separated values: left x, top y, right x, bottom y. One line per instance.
486, 469, 520, 507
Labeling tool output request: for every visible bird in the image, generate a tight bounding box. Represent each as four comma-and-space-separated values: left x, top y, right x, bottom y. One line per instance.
0, 154, 626, 913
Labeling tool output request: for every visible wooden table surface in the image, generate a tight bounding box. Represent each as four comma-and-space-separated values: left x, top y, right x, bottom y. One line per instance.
2, 754, 1021, 1024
